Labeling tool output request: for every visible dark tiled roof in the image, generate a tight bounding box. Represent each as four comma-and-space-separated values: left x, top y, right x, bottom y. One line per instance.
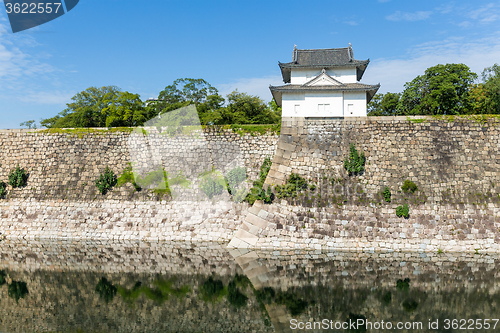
279, 46, 369, 83
270, 83, 380, 92
269, 83, 380, 106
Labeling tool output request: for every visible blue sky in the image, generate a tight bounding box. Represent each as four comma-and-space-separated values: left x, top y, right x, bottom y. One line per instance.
1, 0, 500, 129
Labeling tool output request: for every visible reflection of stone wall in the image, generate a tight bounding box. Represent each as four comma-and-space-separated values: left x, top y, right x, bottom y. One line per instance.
0, 270, 271, 333
2, 241, 500, 333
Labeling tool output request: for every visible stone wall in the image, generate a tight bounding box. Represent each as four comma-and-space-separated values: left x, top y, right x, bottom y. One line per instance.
4, 117, 500, 251
0, 128, 278, 201
0, 127, 278, 242
229, 116, 500, 252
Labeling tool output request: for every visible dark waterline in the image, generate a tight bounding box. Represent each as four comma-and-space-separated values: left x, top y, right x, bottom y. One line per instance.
0, 240, 499, 332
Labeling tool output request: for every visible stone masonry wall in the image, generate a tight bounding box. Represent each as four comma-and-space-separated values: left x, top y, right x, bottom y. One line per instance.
230, 116, 500, 252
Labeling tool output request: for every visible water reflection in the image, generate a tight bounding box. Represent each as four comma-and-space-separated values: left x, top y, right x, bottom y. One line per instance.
0, 240, 499, 332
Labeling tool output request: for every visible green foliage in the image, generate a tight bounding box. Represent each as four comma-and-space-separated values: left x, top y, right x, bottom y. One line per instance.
116, 278, 189, 305
255, 287, 275, 305
95, 167, 117, 195
225, 166, 247, 195
0, 182, 6, 198
228, 124, 281, 136
20, 119, 37, 129
396, 203, 410, 218
8, 280, 29, 303
41, 86, 152, 128
104, 91, 149, 127
245, 156, 274, 204
8, 166, 28, 188
116, 164, 141, 191
382, 186, 391, 203
367, 92, 401, 116
95, 277, 117, 303
275, 173, 308, 199
213, 90, 281, 125
227, 280, 248, 309
401, 180, 418, 193
381, 291, 392, 305
402, 299, 419, 312
276, 291, 309, 316
199, 169, 226, 199
480, 64, 500, 114
40, 79, 282, 129
344, 143, 365, 175
199, 277, 226, 303
168, 171, 191, 188
396, 278, 410, 292
398, 63, 477, 115
346, 313, 367, 333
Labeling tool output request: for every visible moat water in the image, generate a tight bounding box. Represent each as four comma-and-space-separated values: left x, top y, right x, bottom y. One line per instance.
0, 240, 499, 332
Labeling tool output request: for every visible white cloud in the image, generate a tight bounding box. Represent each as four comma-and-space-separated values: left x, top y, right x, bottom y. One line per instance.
362, 32, 500, 94
345, 21, 358, 26
21, 90, 73, 105
386, 10, 433, 22
458, 21, 472, 28
217, 75, 283, 103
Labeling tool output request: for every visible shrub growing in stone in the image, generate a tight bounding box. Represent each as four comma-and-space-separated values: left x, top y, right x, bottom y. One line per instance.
396, 203, 410, 218
382, 186, 391, 203
275, 173, 308, 199
245, 156, 273, 205
225, 166, 247, 195
0, 182, 6, 198
8, 166, 28, 188
344, 143, 365, 175
95, 167, 117, 195
200, 173, 225, 199
401, 180, 418, 193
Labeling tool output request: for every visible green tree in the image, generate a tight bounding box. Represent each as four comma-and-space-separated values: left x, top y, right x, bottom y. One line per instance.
20, 120, 37, 129
367, 92, 401, 116
481, 64, 500, 114
397, 63, 478, 115
41, 86, 124, 128
469, 83, 488, 114
103, 91, 149, 127
216, 90, 281, 125
151, 78, 225, 125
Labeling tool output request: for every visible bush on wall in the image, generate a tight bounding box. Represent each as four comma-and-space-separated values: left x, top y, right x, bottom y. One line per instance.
8, 166, 28, 188
95, 167, 117, 195
396, 203, 410, 218
344, 143, 365, 176
0, 182, 6, 198
402, 180, 418, 194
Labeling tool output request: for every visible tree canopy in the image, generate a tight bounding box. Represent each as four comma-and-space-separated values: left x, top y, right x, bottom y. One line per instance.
367, 92, 400, 116
397, 63, 477, 115
40, 86, 150, 128
368, 63, 500, 116
39, 79, 281, 128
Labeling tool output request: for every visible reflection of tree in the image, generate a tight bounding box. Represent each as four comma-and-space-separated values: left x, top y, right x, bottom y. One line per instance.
95, 277, 117, 303
8, 280, 29, 303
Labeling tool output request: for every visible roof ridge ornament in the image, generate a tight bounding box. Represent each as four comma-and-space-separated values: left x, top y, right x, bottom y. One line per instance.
293, 44, 298, 63
348, 43, 353, 62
